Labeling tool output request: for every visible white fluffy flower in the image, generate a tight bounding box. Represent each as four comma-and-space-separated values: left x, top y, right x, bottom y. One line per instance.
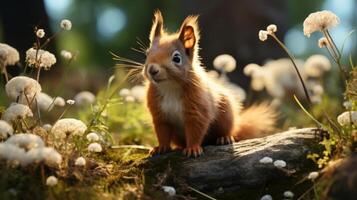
60, 19, 72, 31
51, 118, 87, 139
267, 24, 277, 34
36, 29, 45, 38
42, 124, 52, 132
260, 194, 273, 200
0, 120, 13, 139
125, 96, 135, 103
88, 142, 102, 152
26, 147, 62, 166
343, 101, 352, 110
308, 171, 319, 180
5, 133, 44, 150
35, 92, 56, 111
66, 99, 75, 105
213, 54, 236, 72
283, 191, 294, 198
303, 10, 340, 37
259, 30, 269, 41
2, 103, 33, 123
5, 76, 42, 103
259, 156, 273, 164
0, 143, 26, 165
162, 186, 176, 196
60, 50, 73, 60
318, 37, 328, 48
119, 88, 131, 97
0, 43, 20, 66
86, 132, 99, 142
337, 111, 357, 126
75, 157, 86, 166
273, 160, 286, 168
74, 91, 95, 106
46, 176, 58, 186
26, 48, 56, 70
130, 85, 146, 102
54, 97, 65, 107
303, 55, 331, 77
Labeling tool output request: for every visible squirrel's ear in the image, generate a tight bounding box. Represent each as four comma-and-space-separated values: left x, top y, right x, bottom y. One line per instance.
149, 10, 164, 43
178, 15, 199, 57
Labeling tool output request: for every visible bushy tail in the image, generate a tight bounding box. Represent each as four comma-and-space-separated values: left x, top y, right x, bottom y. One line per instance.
235, 102, 278, 140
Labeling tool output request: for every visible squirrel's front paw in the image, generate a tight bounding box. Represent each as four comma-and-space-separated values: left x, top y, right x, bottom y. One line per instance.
150, 146, 171, 156
183, 146, 203, 158
216, 136, 235, 145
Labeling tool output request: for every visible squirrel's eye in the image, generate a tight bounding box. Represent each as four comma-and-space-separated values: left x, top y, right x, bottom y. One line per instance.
172, 51, 182, 65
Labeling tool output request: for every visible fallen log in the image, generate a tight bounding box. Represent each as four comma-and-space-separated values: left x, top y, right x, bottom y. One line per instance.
144, 128, 319, 197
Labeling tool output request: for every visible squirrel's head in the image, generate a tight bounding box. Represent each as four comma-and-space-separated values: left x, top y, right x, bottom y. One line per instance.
143, 10, 200, 85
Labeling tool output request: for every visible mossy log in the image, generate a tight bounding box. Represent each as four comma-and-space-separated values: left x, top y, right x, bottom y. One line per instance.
144, 128, 318, 195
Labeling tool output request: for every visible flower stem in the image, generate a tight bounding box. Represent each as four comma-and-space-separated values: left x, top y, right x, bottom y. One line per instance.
36, 67, 41, 82
270, 33, 312, 104
2, 66, 9, 82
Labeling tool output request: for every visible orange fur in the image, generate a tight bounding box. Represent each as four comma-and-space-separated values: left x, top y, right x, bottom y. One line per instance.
143, 11, 277, 157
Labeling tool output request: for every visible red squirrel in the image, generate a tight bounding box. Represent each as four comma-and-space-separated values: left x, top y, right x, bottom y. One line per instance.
142, 11, 277, 157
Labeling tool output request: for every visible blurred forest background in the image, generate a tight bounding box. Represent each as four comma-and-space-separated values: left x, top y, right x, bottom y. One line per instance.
0, 0, 356, 101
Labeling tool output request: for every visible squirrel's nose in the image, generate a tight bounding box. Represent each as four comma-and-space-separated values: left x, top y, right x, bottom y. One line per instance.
148, 65, 159, 76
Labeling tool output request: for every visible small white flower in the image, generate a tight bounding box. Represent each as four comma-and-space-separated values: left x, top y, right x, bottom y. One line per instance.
5, 76, 41, 103
273, 160, 286, 168
213, 54, 236, 72
259, 156, 273, 164
75, 157, 86, 166
207, 70, 220, 79
318, 37, 328, 48
0, 120, 13, 139
0, 43, 20, 66
0, 143, 26, 165
66, 99, 75, 105
2, 103, 33, 124
60, 50, 73, 60
343, 101, 352, 110
53, 97, 65, 107
36, 29, 45, 38
26, 147, 62, 167
46, 176, 58, 186
162, 186, 176, 196
259, 30, 269, 41
260, 194, 273, 200
42, 124, 52, 132
130, 85, 146, 102
26, 48, 56, 70
5, 133, 44, 150
125, 96, 135, 103
88, 142, 102, 152
266, 24, 277, 34
51, 118, 87, 139
303, 10, 340, 37
308, 171, 319, 180
303, 55, 331, 77
60, 19, 72, 31
119, 88, 131, 97
35, 92, 55, 111
86, 132, 99, 142
337, 111, 357, 126
283, 191, 294, 198
74, 91, 95, 106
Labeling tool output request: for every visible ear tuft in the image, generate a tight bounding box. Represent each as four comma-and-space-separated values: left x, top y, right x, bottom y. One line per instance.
178, 15, 200, 56
149, 10, 164, 43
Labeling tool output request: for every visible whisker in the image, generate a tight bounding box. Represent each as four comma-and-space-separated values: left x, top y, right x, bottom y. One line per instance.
136, 37, 149, 49
115, 64, 143, 69
131, 47, 146, 54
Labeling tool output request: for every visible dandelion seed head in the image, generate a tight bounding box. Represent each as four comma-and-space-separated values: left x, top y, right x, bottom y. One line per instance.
26, 48, 56, 70
26, 147, 62, 167
5, 133, 44, 150
213, 54, 237, 72
42, 124, 52, 132
318, 37, 328, 48
5, 76, 41, 103
75, 156, 86, 166
0, 120, 13, 139
0, 43, 20, 66
125, 96, 135, 103
34, 92, 55, 111
337, 111, 357, 126
53, 97, 65, 107
86, 132, 99, 142
260, 194, 273, 200
343, 101, 352, 110
267, 24, 277, 34
46, 176, 58, 186
119, 88, 131, 97
60, 50, 73, 60
130, 85, 146, 102
0, 143, 27, 165
273, 160, 286, 168
88, 142, 102, 152
303, 10, 340, 37
259, 30, 269, 41
66, 99, 75, 105
308, 171, 319, 180
2, 103, 33, 124
283, 191, 294, 198
162, 186, 176, 196
51, 118, 87, 139
304, 54, 331, 77
60, 19, 72, 31
36, 29, 45, 38
259, 156, 273, 164
74, 91, 95, 106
